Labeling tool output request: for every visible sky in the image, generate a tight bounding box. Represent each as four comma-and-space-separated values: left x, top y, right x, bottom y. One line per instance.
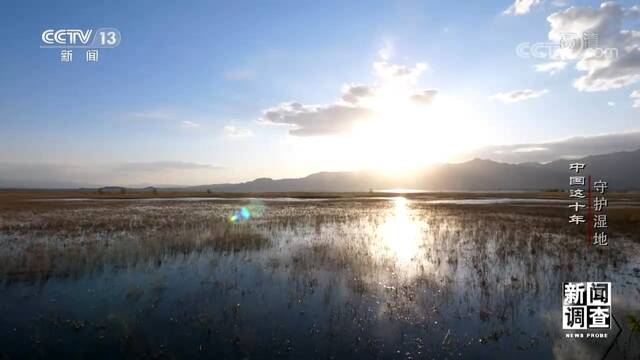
0, 0, 639, 186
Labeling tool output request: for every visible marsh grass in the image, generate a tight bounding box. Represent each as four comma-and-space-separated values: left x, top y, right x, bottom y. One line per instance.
0, 203, 270, 280
0, 196, 638, 358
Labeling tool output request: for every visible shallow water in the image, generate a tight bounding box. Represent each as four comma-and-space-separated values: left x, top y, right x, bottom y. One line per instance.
1, 198, 639, 359
30, 196, 575, 206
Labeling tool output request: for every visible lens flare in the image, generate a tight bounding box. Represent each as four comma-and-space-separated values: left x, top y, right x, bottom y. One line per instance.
228, 199, 266, 223
229, 207, 250, 223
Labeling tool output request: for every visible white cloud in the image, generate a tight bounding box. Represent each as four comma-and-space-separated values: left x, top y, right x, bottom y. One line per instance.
632, 90, 640, 107
503, 0, 542, 15
410, 89, 439, 105
607, 101, 616, 106
372, 60, 428, 83
341, 84, 377, 104
470, 130, 640, 163
377, 40, 394, 61
547, 2, 640, 91
534, 61, 568, 75
223, 125, 254, 138
180, 120, 199, 128
490, 89, 549, 103
259, 52, 438, 137
628, 5, 640, 16
260, 103, 374, 136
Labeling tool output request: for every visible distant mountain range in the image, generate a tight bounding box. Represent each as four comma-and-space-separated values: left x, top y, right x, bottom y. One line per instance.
185, 149, 640, 192
1, 149, 638, 191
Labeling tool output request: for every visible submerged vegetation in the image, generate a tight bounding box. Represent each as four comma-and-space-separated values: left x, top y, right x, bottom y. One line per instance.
0, 193, 638, 358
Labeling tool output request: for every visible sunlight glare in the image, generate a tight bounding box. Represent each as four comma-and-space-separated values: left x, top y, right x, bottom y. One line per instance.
350, 93, 483, 174
382, 197, 421, 264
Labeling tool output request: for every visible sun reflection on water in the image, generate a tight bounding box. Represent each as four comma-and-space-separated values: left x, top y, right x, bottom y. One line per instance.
381, 197, 423, 265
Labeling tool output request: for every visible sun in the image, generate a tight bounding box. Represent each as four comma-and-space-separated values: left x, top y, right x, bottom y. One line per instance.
349, 93, 480, 174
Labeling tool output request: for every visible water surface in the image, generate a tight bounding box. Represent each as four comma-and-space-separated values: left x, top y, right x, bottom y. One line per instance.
1, 198, 638, 359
